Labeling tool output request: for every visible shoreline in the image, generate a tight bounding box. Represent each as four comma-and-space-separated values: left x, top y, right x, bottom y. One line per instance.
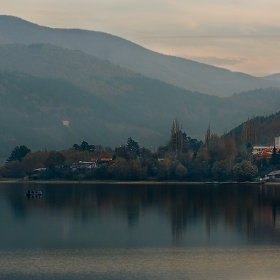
1, 179, 280, 186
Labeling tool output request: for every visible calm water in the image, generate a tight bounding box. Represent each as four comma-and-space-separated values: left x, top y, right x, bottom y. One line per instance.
1, 183, 280, 279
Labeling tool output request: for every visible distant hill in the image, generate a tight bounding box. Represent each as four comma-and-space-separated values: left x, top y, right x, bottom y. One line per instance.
1, 15, 280, 97
0, 43, 140, 97
264, 73, 280, 83
225, 110, 280, 147
1, 71, 280, 163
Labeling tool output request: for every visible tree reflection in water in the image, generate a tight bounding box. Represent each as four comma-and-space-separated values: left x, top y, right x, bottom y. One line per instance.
2, 183, 280, 245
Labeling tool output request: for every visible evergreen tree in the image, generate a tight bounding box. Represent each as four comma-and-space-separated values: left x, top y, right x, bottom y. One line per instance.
6, 145, 31, 163
126, 137, 140, 159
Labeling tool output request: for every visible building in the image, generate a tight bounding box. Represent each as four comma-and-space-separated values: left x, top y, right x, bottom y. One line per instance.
254, 147, 280, 158
267, 170, 280, 181
253, 146, 271, 155
275, 136, 280, 148
253, 136, 280, 157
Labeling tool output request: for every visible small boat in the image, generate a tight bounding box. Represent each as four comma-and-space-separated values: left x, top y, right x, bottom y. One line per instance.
26, 191, 43, 197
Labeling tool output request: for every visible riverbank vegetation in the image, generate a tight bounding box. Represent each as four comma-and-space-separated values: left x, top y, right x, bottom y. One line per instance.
0, 119, 279, 182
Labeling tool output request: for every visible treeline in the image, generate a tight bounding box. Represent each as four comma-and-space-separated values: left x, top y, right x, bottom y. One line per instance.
1, 120, 280, 182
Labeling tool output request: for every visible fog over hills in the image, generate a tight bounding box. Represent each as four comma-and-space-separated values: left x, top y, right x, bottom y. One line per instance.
1, 15, 280, 97
0, 44, 140, 98
264, 73, 280, 83
1, 69, 280, 163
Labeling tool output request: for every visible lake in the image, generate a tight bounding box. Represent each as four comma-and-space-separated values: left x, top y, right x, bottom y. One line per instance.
1, 182, 280, 279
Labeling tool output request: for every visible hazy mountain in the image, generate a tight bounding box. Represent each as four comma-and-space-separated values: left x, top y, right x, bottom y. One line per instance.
0, 43, 141, 98
263, 73, 280, 83
1, 15, 280, 97
1, 70, 280, 164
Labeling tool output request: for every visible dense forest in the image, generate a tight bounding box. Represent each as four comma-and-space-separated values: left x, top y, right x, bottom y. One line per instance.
1, 118, 279, 182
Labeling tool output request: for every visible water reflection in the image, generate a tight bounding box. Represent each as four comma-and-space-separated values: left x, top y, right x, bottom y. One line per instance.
1, 183, 280, 248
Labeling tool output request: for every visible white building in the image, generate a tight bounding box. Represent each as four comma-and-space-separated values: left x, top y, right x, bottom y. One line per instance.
275, 136, 280, 148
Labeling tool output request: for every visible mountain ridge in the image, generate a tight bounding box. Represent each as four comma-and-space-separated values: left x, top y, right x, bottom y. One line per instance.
1, 15, 280, 97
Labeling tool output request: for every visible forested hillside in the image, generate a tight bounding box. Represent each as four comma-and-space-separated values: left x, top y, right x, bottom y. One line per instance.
225, 110, 280, 147
1, 71, 280, 163
1, 15, 280, 97
0, 44, 140, 97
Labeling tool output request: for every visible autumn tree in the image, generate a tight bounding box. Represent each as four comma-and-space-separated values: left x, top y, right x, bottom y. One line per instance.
208, 134, 224, 162
224, 138, 236, 170
0, 161, 24, 178
22, 150, 49, 174
45, 151, 66, 168
107, 157, 133, 180
175, 163, 188, 180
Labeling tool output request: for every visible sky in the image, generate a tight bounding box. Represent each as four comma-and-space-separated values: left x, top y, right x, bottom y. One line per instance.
2, 0, 280, 76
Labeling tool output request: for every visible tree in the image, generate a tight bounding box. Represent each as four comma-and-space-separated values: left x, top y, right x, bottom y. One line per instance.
6, 145, 31, 163
207, 134, 224, 162
175, 163, 188, 180
126, 137, 140, 159
21, 150, 49, 174
205, 124, 211, 148
73, 141, 95, 152
233, 160, 258, 181
169, 119, 184, 154
45, 151, 66, 168
224, 138, 236, 170
212, 161, 227, 181
270, 146, 280, 166
107, 157, 133, 180
157, 158, 172, 180
115, 145, 133, 160
0, 161, 24, 178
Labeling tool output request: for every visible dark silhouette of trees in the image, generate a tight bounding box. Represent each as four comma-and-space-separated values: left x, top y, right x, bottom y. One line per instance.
126, 137, 140, 159
73, 141, 95, 152
6, 145, 31, 163
270, 146, 280, 166
169, 119, 184, 154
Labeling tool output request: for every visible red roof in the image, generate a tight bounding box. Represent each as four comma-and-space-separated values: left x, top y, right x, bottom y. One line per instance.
255, 148, 280, 158
100, 158, 112, 162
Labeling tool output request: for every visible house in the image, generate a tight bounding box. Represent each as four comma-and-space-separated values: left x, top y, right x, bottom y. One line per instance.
252, 146, 271, 155
70, 161, 97, 171
254, 147, 280, 158
96, 158, 112, 167
30, 168, 46, 180
253, 136, 280, 157
267, 170, 280, 181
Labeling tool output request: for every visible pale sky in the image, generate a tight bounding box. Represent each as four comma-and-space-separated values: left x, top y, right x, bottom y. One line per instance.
2, 0, 280, 76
